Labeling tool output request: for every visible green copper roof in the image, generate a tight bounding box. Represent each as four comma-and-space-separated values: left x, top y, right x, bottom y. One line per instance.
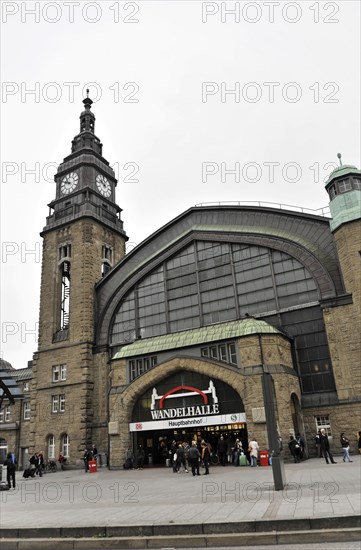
326, 165, 361, 185
113, 318, 281, 359
329, 190, 361, 231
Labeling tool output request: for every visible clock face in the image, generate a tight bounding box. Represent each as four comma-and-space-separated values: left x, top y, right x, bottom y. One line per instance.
96, 174, 111, 197
61, 172, 79, 194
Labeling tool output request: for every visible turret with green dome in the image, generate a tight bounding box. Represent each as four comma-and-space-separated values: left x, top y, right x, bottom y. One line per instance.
325, 154, 361, 232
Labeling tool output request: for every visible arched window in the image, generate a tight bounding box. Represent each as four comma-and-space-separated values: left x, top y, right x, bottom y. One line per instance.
61, 434, 70, 458
47, 435, 55, 459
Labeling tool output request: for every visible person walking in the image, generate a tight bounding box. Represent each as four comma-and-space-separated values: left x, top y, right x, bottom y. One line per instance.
135, 445, 145, 469
83, 449, 93, 472
315, 430, 324, 458
217, 435, 227, 466
340, 433, 353, 462
201, 440, 210, 475
320, 429, 337, 464
188, 441, 201, 476
176, 444, 188, 473
248, 438, 259, 467
4, 452, 17, 489
35, 452, 44, 477
288, 436, 302, 463
233, 439, 243, 466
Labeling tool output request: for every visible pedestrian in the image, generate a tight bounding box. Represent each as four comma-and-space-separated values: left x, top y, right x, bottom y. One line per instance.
295, 433, 306, 459
248, 438, 259, 467
201, 440, 210, 475
92, 444, 98, 459
340, 433, 353, 463
288, 436, 301, 463
233, 439, 243, 466
3, 452, 17, 489
188, 441, 201, 476
83, 449, 93, 472
319, 429, 337, 464
176, 444, 188, 473
136, 445, 145, 469
58, 452, 67, 470
35, 452, 44, 477
217, 435, 227, 466
315, 430, 323, 458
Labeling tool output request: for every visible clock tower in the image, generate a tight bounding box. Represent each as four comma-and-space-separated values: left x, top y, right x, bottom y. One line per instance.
29, 94, 128, 462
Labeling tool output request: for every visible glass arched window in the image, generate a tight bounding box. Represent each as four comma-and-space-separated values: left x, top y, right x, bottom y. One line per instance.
47, 435, 55, 459
61, 434, 70, 458
110, 240, 335, 394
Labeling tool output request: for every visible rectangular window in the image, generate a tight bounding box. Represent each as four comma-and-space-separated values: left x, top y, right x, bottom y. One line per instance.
219, 344, 227, 362
201, 348, 209, 357
60, 364, 67, 381
53, 364, 67, 382
210, 346, 218, 359
23, 402, 31, 420
23, 382, 29, 392
228, 343, 237, 365
52, 395, 59, 413
129, 360, 136, 380
59, 395, 66, 412
0, 410, 4, 423
52, 365, 60, 382
4, 407, 10, 422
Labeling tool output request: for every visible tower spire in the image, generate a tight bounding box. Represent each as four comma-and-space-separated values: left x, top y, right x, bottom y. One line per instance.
337, 153, 343, 167
70, 92, 102, 155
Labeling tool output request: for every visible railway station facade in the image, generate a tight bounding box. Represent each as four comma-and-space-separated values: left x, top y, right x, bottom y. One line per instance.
1, 98, 360, 468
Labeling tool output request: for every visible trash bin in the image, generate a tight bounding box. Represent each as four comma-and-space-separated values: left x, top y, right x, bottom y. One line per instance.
260, 451, 270, 466
89, 459, 97, 473
148, 454, 153, 466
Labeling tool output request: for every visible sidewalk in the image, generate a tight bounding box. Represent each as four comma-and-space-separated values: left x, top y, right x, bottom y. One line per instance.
1, 458, 360, 548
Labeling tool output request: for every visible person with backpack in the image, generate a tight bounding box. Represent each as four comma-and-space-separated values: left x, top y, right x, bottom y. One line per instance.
4, 452, 17, 489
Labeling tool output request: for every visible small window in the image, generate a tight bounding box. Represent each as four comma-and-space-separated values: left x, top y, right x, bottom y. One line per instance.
52, 366, 60, 382
201, 348, 209, 357
52, 395, 59, 413
23, 382, 29, 392
60, 364, 67, 381
59, 395, 66, 412
59, 244, 71, 260
129, 360, 136, 380
353, 177, 361, 189
228, 343, 237, 365
219, 344, 227, 362
338, 179, 352, 193
151, 356, 157, 367
329, 185, 337, 200
210, 346, 218, 359
23, 402, 31, 420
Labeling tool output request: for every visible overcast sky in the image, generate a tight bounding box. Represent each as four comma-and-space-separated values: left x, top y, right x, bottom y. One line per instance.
1, 0, 360, 369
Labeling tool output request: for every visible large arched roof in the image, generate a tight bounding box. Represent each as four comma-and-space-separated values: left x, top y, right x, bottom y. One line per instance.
95, 205, 344, 347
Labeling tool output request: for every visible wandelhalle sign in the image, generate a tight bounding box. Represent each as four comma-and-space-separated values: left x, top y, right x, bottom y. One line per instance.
129, 380, 246, 432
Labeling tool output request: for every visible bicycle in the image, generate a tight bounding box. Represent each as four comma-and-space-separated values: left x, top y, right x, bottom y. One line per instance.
44, 460, 58, 473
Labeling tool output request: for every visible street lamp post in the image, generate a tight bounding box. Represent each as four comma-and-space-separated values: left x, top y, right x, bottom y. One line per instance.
259, 335, 286, 491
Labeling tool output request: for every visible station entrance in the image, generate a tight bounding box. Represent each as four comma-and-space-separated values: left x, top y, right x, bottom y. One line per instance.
129, 370, 248, 466
132, 422, 248, 466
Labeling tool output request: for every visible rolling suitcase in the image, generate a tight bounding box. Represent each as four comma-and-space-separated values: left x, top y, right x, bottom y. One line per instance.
239, 454, 247, 466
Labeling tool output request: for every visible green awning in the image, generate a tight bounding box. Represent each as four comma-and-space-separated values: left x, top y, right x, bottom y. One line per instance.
113, 318, 281, 359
